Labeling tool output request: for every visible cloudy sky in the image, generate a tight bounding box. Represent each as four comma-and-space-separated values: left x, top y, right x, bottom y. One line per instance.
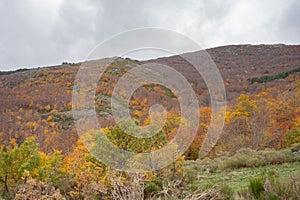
0, 0, 299, 71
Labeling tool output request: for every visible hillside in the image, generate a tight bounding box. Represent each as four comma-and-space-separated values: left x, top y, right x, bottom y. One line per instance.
1, 44, 300, 153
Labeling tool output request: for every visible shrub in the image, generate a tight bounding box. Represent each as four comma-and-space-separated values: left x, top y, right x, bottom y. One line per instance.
220, 184, 234, 200
259, 149, 297, 165
283, 128, 300, 147
144, 178, 163, 195
185, 167, 198, 183
218, 148, 264, 170
290, 143, 300, 152
238, 174, 300, 200
208, 148, 299, 171
248, 67, 300, 84
249, 176, 265, 198
15, 178, 65, 200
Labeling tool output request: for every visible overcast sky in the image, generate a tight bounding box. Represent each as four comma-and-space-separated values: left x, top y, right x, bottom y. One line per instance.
0, 0, 299, 71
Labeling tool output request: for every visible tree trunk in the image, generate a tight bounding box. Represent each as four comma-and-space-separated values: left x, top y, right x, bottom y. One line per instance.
4, 174, 10, 197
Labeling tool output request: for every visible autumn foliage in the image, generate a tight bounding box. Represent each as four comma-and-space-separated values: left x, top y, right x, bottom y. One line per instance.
0, 45, 300, 199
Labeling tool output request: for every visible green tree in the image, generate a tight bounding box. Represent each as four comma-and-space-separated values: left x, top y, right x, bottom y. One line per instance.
0, 137, 40, 198
38, 150, 68, 195
283, 127, 300, 147
92, 119, 167, 170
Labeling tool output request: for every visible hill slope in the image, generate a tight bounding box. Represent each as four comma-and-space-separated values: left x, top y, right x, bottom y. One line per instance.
0, 44, 300, 153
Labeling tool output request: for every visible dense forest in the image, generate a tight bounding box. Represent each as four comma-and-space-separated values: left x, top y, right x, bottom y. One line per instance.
0, 44, 300, 199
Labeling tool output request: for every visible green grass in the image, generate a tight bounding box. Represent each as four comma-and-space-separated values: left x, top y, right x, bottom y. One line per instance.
185, 161, 300, 192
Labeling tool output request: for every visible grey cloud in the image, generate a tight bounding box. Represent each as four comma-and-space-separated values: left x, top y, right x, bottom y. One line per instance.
0, 1, 64, 70
0, 0, 299, 71
277, 0, 300, 43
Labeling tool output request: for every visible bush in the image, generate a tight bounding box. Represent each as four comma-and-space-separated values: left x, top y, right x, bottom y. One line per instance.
283, 128, 300, 147
207, 148, 299, 171
218, 148, 264, 170
238, 174, 300, 199
220, 184, 234, 200
15, 178, 65, 200
259, 149, 297, 165
249, 176, 265, 198
144, 178, 163, 195
290, 143, 300, 152
185, 167, 198, 183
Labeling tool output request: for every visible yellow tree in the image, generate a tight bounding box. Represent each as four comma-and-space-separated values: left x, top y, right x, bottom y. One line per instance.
64, 140, 107, 199
218, 94, 277, 152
